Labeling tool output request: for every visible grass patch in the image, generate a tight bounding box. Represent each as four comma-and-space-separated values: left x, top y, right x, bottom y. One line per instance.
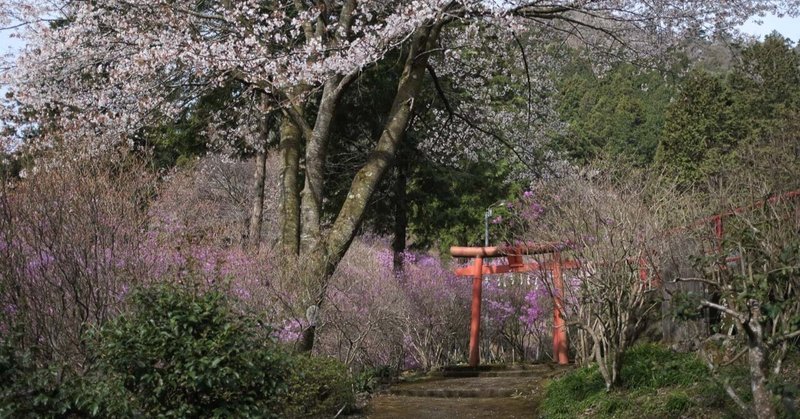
619, 344, 706, 388
539, 344, 751, 418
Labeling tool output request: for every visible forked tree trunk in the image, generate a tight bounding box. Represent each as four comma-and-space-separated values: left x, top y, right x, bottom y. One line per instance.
295, 23, 443, 352
702, 298, 778, 418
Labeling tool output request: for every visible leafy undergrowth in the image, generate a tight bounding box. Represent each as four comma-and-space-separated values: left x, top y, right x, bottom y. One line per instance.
540, 344, 760, 419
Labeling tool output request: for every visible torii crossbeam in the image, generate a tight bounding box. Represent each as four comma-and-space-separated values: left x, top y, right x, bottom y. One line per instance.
450, 243, 579, 367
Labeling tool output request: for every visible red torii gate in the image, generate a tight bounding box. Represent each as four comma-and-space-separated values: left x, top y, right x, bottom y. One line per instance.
450, 243, 579, 367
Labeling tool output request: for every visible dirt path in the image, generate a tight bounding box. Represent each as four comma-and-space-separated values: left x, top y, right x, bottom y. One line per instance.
363, 364, 570, 418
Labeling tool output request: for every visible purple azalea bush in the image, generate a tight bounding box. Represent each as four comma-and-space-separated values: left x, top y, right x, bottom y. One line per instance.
1, 164, 569, 371
313, 233, 565, 370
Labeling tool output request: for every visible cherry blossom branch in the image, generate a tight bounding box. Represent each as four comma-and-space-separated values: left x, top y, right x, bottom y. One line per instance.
424, 62, 534, 170
1, 20, 35, 31
293, 0, 315, 40
173, 7, 226, 22
510, 5, 572, 18
423, 64, 455, 121
336, 0, 357, 41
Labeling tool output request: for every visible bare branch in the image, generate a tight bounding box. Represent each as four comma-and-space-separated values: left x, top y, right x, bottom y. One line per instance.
700, 299, 745, 321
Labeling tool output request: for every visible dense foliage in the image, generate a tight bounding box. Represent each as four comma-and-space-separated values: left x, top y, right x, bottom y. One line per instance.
656, 34, 800, 188
0, 335, 95, 417
554, 60, 677, 166
655, 69, 743, 185
97, 285, 290, 417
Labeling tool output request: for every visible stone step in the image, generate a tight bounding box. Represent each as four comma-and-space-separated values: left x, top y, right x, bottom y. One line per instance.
389, 386, 522, 398
430, 369, 540, 378
366, 395, 539, 419
385, 363, 571, 399
436, 363, 548, 372
387, 376, 540, 399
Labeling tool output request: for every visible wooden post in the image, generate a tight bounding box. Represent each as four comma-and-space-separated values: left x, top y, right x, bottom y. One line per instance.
469, 256, 483, 367
552, 252, 569, 365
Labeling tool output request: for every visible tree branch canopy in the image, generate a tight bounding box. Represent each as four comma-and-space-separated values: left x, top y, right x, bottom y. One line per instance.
3, 0, 797, 152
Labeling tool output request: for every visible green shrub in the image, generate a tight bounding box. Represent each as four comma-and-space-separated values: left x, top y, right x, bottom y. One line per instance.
1, 285, 361, 418
96, 284, 290, 418
284, 355, 355, 418
0, 335, 73, 417
620, 343, 706, 388
354, 365, 396, 393
1, 331, 133, 417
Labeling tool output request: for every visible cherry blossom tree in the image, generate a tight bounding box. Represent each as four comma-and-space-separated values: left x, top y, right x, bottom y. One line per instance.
2, 0, 799, 351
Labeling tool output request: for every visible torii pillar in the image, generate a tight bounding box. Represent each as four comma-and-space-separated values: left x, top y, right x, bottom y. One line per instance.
468, 256, 484, 367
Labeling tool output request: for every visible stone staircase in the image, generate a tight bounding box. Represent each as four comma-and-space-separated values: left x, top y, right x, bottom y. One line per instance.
365, 363, 571, 418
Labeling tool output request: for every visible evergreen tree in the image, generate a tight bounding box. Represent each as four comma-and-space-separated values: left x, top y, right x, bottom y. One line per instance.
554, 59, 676, 166
655, 70, 743, 186
729, 33, 800, 144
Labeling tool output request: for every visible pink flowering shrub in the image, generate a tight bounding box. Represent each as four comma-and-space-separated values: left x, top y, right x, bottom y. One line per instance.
140, 154, 298, 322
138, 224, 282, 318
393, 248, 471, 369
316, 236, 474, 370
313, 236, 561, 370
0, 155, 285, 365
315, 238, 412, 368
0, 154, 561, 371
0, 159, 154, 364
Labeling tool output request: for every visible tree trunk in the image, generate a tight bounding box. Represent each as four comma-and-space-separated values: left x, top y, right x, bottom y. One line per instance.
746, 300, 776, 419
392, 153, 408, 273
300, 77, 342, 254
247, 113, 274, 248
247, 147, 268, 248
323, 25, 440, 263
296, 246, 331, 352
279, 116, 302, 256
